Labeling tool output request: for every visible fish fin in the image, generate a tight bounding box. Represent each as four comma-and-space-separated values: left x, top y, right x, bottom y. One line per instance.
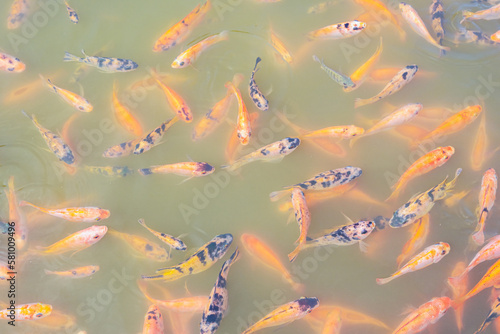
178, 176, 195, 185
306, 236, 313, 241
286, 212, 295, 225
376, 275, 396, 285
359, 240, 369, 253
44, 269, 53, 275
340, 212, 355, 224
448, 275, 466, 289
269, 189, 290, 202
461, 11, 472, 24
471, 230, 485, 246
354, 98, 369, 109
138, 168, 152, 176
63, 51, 80, 62
288, 244, 302, 262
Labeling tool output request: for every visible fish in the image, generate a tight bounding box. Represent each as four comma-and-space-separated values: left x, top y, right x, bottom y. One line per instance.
367, 67, 435, 83
112, 82, 142, 136
456, 258, 500, 304
399, 2, 450, 52
241, 297, 319, 334
492, 29, 500, 42
307, 305, 390, 330
240, 233, 303, 292
102, 139, 141, 158
84, 165, 134, 177
288, 188, 312, 262
221, 137, 300, 171
63, 50, 138, 72
0, 303, 52, 321
389, 168, 461, 228
138, 162, 215, 180
225, 80, 251, 145
354, 65, 418, 108
453, 28, 500, 46
278, 183, 356, 212
304, 125, 364, 139
391, 296, 452, 334
308, 20, 366, 40
376, 242, 450, 285
7, 0, 29, 29
472, 168, 498, 245
38, 225, 108, 255
322, 308, 342, 334
307, 1, 337, 14
353, 0, 405, 39
396, 214, 430, 268
429, 0, 446, 55
64, 1, 79, 24
471, 112, 487, 171
142, 234, 233, 281
138, 218, 187, 250
225, 112, 259, 163
475, 293, 500, 333
153, 0, 211, 52
138, 283, 208, 313
462, 3, 500, 22
150, 69, 192, 122
5, 176, 28, 251
172, 30, 229, 68
443, 189, 470, 208
448, 261, 468, 333
270, 29, 293, 64
44, 265, 99, 278
0, 51, 25, 72
385, 146, 455, 202
344, 37, 383, 92
200, 248, 240, 334
248, 57, 269, 110
39, 74, 92, 112
22, 110, 75, 166
133, 117, 179, 155
109, 229, 168, 262
142, 305, 164, 334
269, 167, 363, 201
312, 55, 354, 89
19, 201, 110, 222
28, 309, 76, 331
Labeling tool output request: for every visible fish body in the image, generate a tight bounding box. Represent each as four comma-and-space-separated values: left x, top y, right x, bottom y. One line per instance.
143, 305, 164, 334
308, 20, 366, 39
226, 81, 251, 145
63, 50, 138, 72
153, 0, 211, 52
248, 57, 269, 110
303, 220, 375, 251
475, 295, 500, 333
19, 200, 110, 222
225, 112, 259, 162
7, 0, 29, 29
142, 233, 233, 281
471, 112, 487, 171
462, 3, 500, 22
40, 74, 92, 112
392, 296, 452, 334
453, 29, 499, 45
200, 248, 240, 334
138, 219, 187, 250
389, 168, 461, 228
322, 309, 342, 334
304, 125, 364, 139
355, 65, 418, 108
396, 214, 430, 268
308, 305, 389, 330
0, 303, 52, 321
0, 51, 25, 72
112, 82, 142, 136
242, 297, 319, 334
109, 229, 168, 262
22, 111, 75, 166
5, 176, 28, 250
84, 165, 134, 177
138, 162, 214, 177
133, 117, 179, 155
376, 242, 450, 284
102, 139, 141, 158
312, 55, 354, 88
448, 261, 467, 332
472, 168, 498, 245
39, 225, 108, 255
222, 137, 300, 171
64, 1, 78, 23
44, 265, 99, 278
288, 188, 311, 262
270, 29, 292, 64
386, 146, 455, 202
172, 30, 229, 68
138, 284, 208, 313
344, 37, 383, 92
429, 0, 445, 55
459, 258, 500, 303
151, 69, 192, 122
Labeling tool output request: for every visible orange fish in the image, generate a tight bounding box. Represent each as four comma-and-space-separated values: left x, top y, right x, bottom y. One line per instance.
225, 80, 251, 145
322, 308, 342, 334
225, 112, 259, 163
112, 82, 143, 136
386, 146, 455, 202
0, 303, 52, 321
151, 69, 192, 122
396, 214, 430, 268
4, 176, 28, 251
153, 0, 211, 52
288, 188, 311, 262
456, 258, 500, 305
472, 168, 498, 245
142, 305, 164, 334
20, 201, 110, 222
270, 28, 293, 64
307, 304, 389, 330
344, 37, 383, 92
38, 225, 107, 255
172, 30, 229, 68
471, 112, 487, 171
138, 282, 207, 313
304, 125, 364, 140
476, 286, 500, 333
392, 296, 452, 334
0, 51, 25, 72
138, 162, 215, 181
447, 261, 468, 333
368, 67, 436, 83
353, 0, 405, 39
308, 20, 366, 40
39, 74, 93, 112
44, 265, 99, 278
7, 0, 29, 29
109, 229, 168, 262
279, 183, 356, 212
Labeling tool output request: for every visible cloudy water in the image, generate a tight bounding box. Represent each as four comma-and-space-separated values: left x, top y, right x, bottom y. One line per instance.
1, 0, 500, 333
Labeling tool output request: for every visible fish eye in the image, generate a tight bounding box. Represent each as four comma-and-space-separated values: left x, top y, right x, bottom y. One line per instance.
36, 313, 44, 318
179, 61, 185, 66
93, 235, 99, 239
72, 271, 77, 275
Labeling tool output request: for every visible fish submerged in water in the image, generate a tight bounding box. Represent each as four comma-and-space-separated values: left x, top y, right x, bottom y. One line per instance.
109, 229, 169, 262
138, 162, 215, 180
248, 57, 269, 111
142, 305, 164, 334
19, 200, 110, 222
288, 188, 311, 262
150, 69, 193, 122
138, 218, 187, 251
462, 3, 500, 22
429, 0, 446, 55
44, 265, 99, 278
84, 165, 134, 177
172, 30, 229, 68
308, 20, 366, 39
226, 80, 251, 145
102, 139, 141, 158
304, 125, 364, 139
475, 294, 500, 333
63, 50, 138, 72
64, 1, 79, 24
7, 0, 29, 29
133, 117, 179, 155
38, 225, 108, 255
472, 168, 497, 245
0, 51, 25, 72
0, 303, 52, 321
312, 55, 354, 89
40, 74, 92, 112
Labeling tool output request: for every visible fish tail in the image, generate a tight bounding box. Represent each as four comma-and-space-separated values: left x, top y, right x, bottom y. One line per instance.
354, 98, 370, 109
461, 10, 473, 23
288, 244, 303, 262
254, 57, 262, 71
448, 274, 466, 289
140, 274, 165, 281
221, 157, 246, 172
138, 218, 146, 227
138, 168, 153, 176
472, 227, 485, 245
376, 275, 395, 285
44, 269, 54, 275
269, 189, 290, 202
18, 200, 37, 210
63, 51, 81, 63
290, 280, 306, 293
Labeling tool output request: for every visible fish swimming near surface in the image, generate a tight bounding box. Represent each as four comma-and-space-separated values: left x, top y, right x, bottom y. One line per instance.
150, 69, 193, 122
453, 28, 500, 45
429, 0, 446, 55
312, 55, 354, 89
304, 125, 364, 139
44, 265, 99, 278
288, 188, 312, 262
344, 37, 383, 92
84, 165, 134, 177
396, 214, 430, 268
0, 303, 52, 321
142, 233, 233, 281
138, 162, 215, 180
0, 51, 25, 72
472, 168, 497, 245
19, 200, 110, 222
133, 117, 179, 155
200, 248, 240, 334
7, 0, 29, 29
138, 218, 187, 251
270, 28, 293, 64
109, 229, 169, 262
39, 74, 93, 112
321, 308, 342, 334
226, 80, 251, 145
248, 57, 269, 111
64, 1, 79, 24
308, 20, 366, 40
462, 3, 500, 22
172, 30, 229, 68
64, 50, 138, 72
137, 282, 208, 313
112, 82, 143, 136
142, 305, 164, 334
102, 139, 141, 158
37, 225, 108, 255
455, 258, 500, 305
475, 294, 500, 333
448, 261, 468, 332
307, 1, 337, 14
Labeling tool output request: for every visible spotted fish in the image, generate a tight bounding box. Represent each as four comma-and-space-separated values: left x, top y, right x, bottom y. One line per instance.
63, 50, 138, 73
38, 225, 108, 255
64, 1, 78, 24
133, 117, 179, 155
109, 229, 169, 262
308, 20, 366, 39
0, 51, 25, 72
40, 74, 92, 112
7, 0, 29, 29
150, 69, 192, 122
44, 265, 99, 278
142, 233, 233, 281
138, 162, 215, 179
84, 165, 134, 177
472, 168, 498, 245
102, 139, 141, 158
0, 303, 52, 321
391, 297, 452, 334
142, 305, 164, 334
200, 248, 240, 334
312, 55, 354, 89
462, 3, 500, 22
138, 218, 187, 251
19, 200, 111, 223
429, 0, 445, 55
248, 57, 269, 111
288, 188, 311, 262
172, 30, 229, 68
475, 296, 500, 333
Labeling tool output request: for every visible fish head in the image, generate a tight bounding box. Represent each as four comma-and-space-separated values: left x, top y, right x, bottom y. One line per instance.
32, 303, 53, 319
87, 225, 108, 242
78, 100, 93, 112
351, 20, 366, 31
298, 297, 320, 312
172, 58, 189, 69
11, 58, 26, 72
207, 234, 233, 260
439, 242, 451, 255
349, 126, 365, 137
285, 137, 301, 150
389, 210, 415, 228
197, 163, 215, 175
97, 209, 111, 221
467, 105, 482, 118
439, 146, 455, 159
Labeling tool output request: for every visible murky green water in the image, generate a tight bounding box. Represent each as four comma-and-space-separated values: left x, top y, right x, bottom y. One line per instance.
1, 0, 500, 333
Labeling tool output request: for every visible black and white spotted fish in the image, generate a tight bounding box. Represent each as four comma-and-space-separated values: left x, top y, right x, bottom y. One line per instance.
22, 110, 75, 166
133, 117, 179, 155
475, 295, 500, 333
102, 139, 141, 158
221, 137, 300, 171
200, 248, 240, 334
64, 1, 78, 24
453, 28, 500, 45
248, 57, 269, 111
141, 233, 233, 281
429, 0, 445, 55
63, 50, 138, 73
269, 166, 362, 201
312, 55, 354, 89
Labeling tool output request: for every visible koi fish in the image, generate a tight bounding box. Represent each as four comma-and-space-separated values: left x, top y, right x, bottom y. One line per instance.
392, 296, 452, 334
456, 258, 500, 304
225, 112, 259, 163
308, 20, 366, 40
153, 0, 211, 52
307, 305, 389, 330
225, 80, 251, 145
312, 55, 354, 89
63, 50, 138, 72
429, 0, 445, 55
39, 74, 92, 112
142, 233, 233, 281
22, 111, 75, 166
400, 2, 450, 52
138, 283, 208, 313
221, 137, 300, 171
38, 225, 108, 255
109, 229, 168, 262
322, 308, 342, 334
0, 303, 52, 321
102, 139, 141, 158
462, 3, 500, 22
241, 297, 319, 334
278, 183, 356, 212
472, 168, 498, 245
443, 189, 470, 208
288, 188, 311, 262
151, 69, 192, 122
385, 146, 455, 202
471, 112, 487, 171
248, 57, 269, 110
353, 0, 405, 39
28, 309, 76, 331
133, 117, 179, 155
376, 242, 450, 284
453, 28, 500, 46
138, 162, 215, 179
0, 51, 25, 72
354, 65, 418, 108
270, 29, 292, 64
20, 201, 110, 222
492, 29, 500, 42
368, 67, 435, 83
172, 30, 229, 68
7, 0, 29, 29
448, 261, 467, 333
475, 294, 500, 333
304, 125, 364, 139
64, 1, 78, 24
84, 165, 134, 177
143, 305, 164, 334
269, 167, 363, 201
396, 215, 430, 269
200, 248, 239, 334
344, 37, 383, 92
5, 176, 28, 251
112, 82, 142, 136
307, 1, 337, 14
240, 233, 302, 291
44, 265, 99, 278
138, 219, 187, 250
389, 168, 461, 228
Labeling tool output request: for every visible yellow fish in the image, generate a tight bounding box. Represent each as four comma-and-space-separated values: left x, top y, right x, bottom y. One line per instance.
44, 265, 99, 278
172, 30, 229, 68
109, 229, 168, 262
38, 225, 108, 255
39, 74, 92, 112
138, 218, 187, 251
